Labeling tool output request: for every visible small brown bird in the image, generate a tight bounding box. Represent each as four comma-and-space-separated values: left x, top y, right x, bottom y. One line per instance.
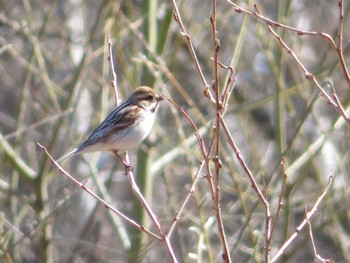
57, 86, 163, 162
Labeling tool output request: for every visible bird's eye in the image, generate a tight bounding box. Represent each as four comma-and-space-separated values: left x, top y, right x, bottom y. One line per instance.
145, 95, 154, 101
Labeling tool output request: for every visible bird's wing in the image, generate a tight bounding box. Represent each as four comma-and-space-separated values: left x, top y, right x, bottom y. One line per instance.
76, 102, 140, 150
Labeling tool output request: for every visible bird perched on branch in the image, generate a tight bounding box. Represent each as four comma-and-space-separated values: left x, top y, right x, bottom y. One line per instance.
57, 86, 163, 162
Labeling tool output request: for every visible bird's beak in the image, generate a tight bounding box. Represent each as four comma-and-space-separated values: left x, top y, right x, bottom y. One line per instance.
157, 95, 164, 102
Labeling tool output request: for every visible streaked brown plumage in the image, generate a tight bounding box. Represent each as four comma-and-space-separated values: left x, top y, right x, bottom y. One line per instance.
57, 86, 163, 162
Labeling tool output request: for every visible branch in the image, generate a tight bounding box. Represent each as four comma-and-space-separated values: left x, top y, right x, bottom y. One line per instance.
271, 175, 334, 262
37, 142, 161, 240
224, 0, 350, 84
170, 0, 216, 103
116, 152, 178, 263
107, 36, 120, 105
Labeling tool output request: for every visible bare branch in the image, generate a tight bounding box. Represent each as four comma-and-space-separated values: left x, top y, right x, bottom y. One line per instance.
107, 36, 120, 105
271, 176, 334, 262
37, 142, 161, 240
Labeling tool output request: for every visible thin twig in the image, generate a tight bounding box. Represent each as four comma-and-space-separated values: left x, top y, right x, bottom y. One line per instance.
265, 158, 288, 261
209, 1, 231, 261
253, 5, 350, 126
225, 0, 350, 84
224, 1, 350, 124
219, 115, 269, 207
162, 95, 208, 159
305, 207, 334, 263
119, 153, 178, 263
162, 95, 216, 195
216, 60, 236, 113
170, 0, 216, 103
170, 0, 208, 87
328, 81, 349, 122
162, 94, 217, 262
107, 36, 119, 105
271, 175, 334, 263
118, 11, 210, 123
220, 114, 272, 260
167, 160, 204, 237
269, 158, 288, 244
336, 0, 350, 84
37, 142, 161, 240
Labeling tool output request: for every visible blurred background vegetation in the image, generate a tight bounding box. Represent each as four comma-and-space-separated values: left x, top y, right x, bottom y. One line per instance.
1, 0, 349, 262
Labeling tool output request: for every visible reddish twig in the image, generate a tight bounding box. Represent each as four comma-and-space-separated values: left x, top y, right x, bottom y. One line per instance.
37, 142, 161, 240
209, 1, 231, 261
270, 158, 288, 241
216, 60, 236, 113
162, 94, 225, 261
171, 0, 207, 86
167, 160, 205, 238
219, 115, 269, 207
336, 0, 350, 84
265, 158, 288, 261
161, 95, 209, 162
119, 152, 178, 263
224, 0, 350, 85
305, 206, 334, 263
162, 94, 214, 187
271, 176, 334, 262
220, 114, 272, 261
170, 0, 216, 103
224, 1, 350, 125
251, 5, 350, 126
107, 36, 120, 105
328, 81, 350, 123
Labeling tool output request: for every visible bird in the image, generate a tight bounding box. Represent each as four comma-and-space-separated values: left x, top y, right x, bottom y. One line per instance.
57, 86, 163, 163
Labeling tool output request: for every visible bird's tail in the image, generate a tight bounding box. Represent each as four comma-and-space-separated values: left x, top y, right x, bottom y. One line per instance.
56, 148, 79, 163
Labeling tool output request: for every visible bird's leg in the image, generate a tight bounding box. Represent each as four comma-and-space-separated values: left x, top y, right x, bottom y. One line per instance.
113, 150, 134, 174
